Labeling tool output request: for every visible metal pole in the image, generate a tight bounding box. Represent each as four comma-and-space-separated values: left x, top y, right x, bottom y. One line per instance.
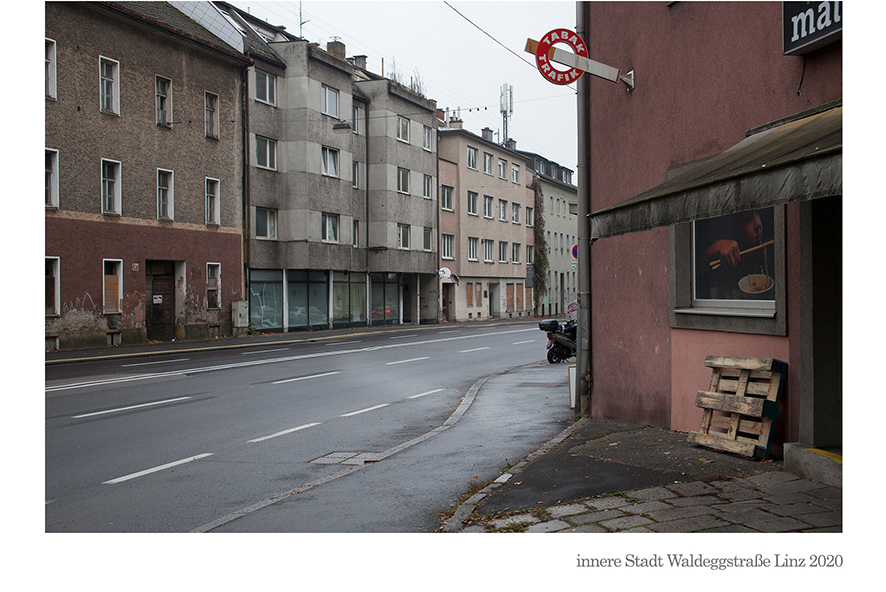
576, 2, 592, 417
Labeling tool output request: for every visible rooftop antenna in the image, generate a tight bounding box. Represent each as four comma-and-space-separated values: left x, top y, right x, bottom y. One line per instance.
299, 2, 309, 38
500, 83, 513, 146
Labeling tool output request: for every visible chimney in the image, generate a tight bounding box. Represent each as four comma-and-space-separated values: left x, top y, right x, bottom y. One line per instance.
506, 139, 517, 150
449, 118, 463, 129
351, 55, 367, 69
327, 39, 346, 60
481, 127, 494, 142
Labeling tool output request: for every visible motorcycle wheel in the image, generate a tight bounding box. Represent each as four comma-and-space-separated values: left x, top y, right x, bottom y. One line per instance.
547, 348, 563, 364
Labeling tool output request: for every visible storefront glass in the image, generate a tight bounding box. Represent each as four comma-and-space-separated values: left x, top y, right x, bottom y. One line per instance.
249, 269, 283, 330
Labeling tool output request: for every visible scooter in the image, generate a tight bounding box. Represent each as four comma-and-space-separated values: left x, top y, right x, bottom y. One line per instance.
538, 318, 577, 364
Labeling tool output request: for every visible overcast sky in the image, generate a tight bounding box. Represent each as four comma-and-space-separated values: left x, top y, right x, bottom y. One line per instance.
237, 1, 581, 171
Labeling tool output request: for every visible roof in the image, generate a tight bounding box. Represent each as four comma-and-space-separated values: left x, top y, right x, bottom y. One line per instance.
589, 103, 842, 239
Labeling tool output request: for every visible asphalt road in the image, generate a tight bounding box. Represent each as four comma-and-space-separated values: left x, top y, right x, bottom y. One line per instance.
45, 322, 574, 532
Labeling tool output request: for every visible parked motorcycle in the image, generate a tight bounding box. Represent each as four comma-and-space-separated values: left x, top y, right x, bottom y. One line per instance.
538, 318, 577, 364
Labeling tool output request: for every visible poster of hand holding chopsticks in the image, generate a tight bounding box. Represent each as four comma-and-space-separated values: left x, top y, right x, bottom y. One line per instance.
695, 208, 775, 301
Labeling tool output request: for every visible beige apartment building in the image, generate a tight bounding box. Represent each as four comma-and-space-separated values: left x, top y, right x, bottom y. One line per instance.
437, 121, 535, 321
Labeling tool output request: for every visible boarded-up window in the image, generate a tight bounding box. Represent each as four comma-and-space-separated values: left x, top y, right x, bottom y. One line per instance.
466, 282, 474, 307
475, 284, 482, 307
207, 263, 220, 309
506, 283, 515, 312
104, 260, 121, 312
45, 258, 58, 315
515, 283, 524, 311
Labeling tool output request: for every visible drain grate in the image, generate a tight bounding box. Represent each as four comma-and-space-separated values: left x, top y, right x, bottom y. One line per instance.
311, 452, 381, 465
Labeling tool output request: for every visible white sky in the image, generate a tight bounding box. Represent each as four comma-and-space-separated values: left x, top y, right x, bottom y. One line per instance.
237, 1, 581, 170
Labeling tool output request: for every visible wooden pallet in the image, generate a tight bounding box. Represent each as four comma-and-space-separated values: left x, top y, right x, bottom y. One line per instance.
687, 355, 788, 460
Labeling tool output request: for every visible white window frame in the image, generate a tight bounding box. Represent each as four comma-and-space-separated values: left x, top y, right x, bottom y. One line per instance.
423, 125, 433, 151
46, 149, 59, 208
46, 38, 57, 99
397, 116, 410, 143
397, 224, 410, 249
423, 174, 433, 199
441, 185, 454, 211
512, 242, 521, 263
498, 158, 507, 179
206, 263, 221, 309
255, 69, 276, 105
352, 220, 359, 247
157, 169, 174, 220
102, 259, 123, 314
526, 245, 535, 264
499, 199, 507, 221
322, 212, 340, 243
467, 146, 478, 170
99, 56, 120, 114
442, 233, 455, 260
483, 152, 493, 175
256, 207, 277, 239
352, 161, 359, 188
322, 146, 339, 177
526, 206, 534, 227
423, 227, 433, 252
321, 85, 339, 118
512, 203, 520, 224
256, 136, 277, 170
101, 159, 121, 215
205, 92, 219, 139
205, 177, 220, 225
499, 241, 508, 263
511, 164, 520, 184
484, 239, 494, 263
397, 167, 410, 194
467, 191, 478, 216
46, 256, 60, 316
483, 195, 493, 219
468, 237, 479, 261
156, 76, 172, 127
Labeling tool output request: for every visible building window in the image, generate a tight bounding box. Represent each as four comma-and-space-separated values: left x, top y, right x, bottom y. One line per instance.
155, 77, 172, 127
499, 241, 508, 263
484, 239, 494, 263
397, 116, 410, 143
99, 56, 120, 114
467, 191, 478, 215
512, 242, 521, 263
483, 152, 493, 175
322, 213, 340, 243
205, 92, 219, 139
45, 149, 59, 208
46, 39, 57, 99
397, 224, 410, 249
256, 207, 277, 239
46, 257, 59, 316
103, 259, 122, 313
466, 282, 474, 307
352, 105, 364, 135
441, 185, 454, 211
397, 167, 410, 193
498, 158, 507, 179
352, 220, 359, 247
255, 69, 276, 105
526, 245, 535, 264
321, 85, 339, 117
467, 146, 478, 170
468, 237, 479, 261
423, 227, 433, 251
526, 207, 534, 227
511, 165, 520, 184
101, 159, 121, 215
206, 263, 221, 309
353, 161, 359, 188
256, 136, 276, 170
205, 178, 220, 225
483, 195, 493, 219
499, 199, 507, 221
423, 174, 433, 199
423, 125, 433, 151
512, 203, 520, 224
157, 169, 174, 220
442, 233, 454, 259
322, 146, 339, 177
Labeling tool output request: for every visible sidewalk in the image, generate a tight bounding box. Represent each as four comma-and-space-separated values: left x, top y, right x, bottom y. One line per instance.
443, 367, 843, 534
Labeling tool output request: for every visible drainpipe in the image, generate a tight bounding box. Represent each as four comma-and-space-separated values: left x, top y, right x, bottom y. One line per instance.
576, 2, 592, 417
242, 65, 251, 315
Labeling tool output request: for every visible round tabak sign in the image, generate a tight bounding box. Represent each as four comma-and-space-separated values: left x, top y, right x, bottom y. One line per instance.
535, 28, 587, 85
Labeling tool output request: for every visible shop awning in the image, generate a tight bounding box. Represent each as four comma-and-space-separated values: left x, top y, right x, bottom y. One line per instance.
589, 105, 842, 239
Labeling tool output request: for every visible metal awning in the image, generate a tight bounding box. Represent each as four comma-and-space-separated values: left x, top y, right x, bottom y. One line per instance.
589, 105, 842, 239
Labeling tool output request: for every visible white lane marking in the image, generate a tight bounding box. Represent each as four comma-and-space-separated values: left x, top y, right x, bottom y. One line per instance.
512, 340, 535, 345
271, 371, 340, 385
389, 334, 417, 339
248, 422, 321, 443
102, 453, 213, 485
340, 404, 389, 417
241, 348, 289, 355
72, 396, 192, 419
121, 358, 190, 367
385, 357, 429, 365
324, 340, 362, 346
460, 347, 491, 353
47, 326, 536, 392
407, 388, 444, 399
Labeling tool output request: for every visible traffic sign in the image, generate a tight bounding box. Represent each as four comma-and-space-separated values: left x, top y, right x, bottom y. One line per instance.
572, 244, 578, 259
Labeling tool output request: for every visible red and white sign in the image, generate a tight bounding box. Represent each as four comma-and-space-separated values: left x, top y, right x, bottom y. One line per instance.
534, 28, 588, 85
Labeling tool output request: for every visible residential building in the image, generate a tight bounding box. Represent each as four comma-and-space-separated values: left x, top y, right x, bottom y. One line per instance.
579, 2, 841, 482
437, 122, 534, 321
217, 3, 439, 331
45, 1, 250, 350
519, 151, 578, 316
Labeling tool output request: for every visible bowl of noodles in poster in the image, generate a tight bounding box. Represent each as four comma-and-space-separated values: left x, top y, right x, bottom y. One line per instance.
738, 274, 774, 295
